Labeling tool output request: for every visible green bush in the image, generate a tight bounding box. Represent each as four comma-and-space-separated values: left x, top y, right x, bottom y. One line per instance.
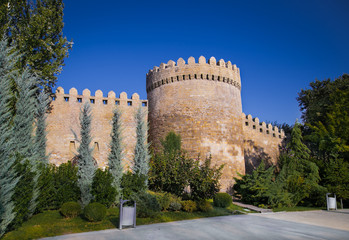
83, 202, 107, 222
181, 200, 197, 213
91, 168, 117, 208
197, 200, 213, 212
150, 191, 171, 211
213, 193, 232, 208
132, 192, 161, 218
60, 202, 82, 218
121, 171, 147, 200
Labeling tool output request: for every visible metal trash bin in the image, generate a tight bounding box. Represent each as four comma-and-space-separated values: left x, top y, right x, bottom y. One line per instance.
326, 193, 337, 211
119, 199, 136, 229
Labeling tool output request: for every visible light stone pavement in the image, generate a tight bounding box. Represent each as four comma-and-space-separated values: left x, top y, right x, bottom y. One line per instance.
43, 210, 349, 240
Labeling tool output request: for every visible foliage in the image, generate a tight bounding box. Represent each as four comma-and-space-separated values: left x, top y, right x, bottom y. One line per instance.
76, 103, 96, 207
197, 200, 213, 212
132, 192, 161, 218
34, 91, 50, 165
36, 164, 56, 212
11, 157, 35, 230
133, 106, 150, 184
83, 202, 107, 222
53, 161, 80, 208
161, 131, 181, 156
149, 151, 194, 196
120, 171, 147, 200
108, 108, 123, 203
149, 191, 172, 211
188, 155, 223, 201
168, 196, 182, 212
233, 160, 274, 206
181, 200, 197, 213
1, 0, 72, 90
213, 193, 232, 208
60, 202, 81, 218
323, 157, 349, 200
149, 131, 193, 196
91, 169, 117, 208
0, 37, 20, 237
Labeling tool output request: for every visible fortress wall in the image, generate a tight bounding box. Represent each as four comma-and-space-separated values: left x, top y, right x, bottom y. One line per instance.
46, 87, 148, 169
242, 113, 285, 174
147, 56, 244, 191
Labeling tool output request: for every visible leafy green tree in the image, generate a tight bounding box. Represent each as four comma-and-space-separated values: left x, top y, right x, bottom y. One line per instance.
121, 171, 147, 200
161, 131, 181, 156
133, 106, 150, 183
77, 103, 96, 207
324, 157, 349, 201
108, 108, 123, 202
280, 123, 321, 206
188, 155, 224, 201
0, 38, 19, 237
1, 0, 72, 90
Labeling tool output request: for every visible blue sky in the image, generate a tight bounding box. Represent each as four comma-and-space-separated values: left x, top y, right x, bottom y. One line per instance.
58, 0, 349, 125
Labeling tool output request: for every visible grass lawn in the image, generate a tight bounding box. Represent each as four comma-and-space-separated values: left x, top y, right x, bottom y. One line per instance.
273, 206, 325, 212
3, 203, 247, 240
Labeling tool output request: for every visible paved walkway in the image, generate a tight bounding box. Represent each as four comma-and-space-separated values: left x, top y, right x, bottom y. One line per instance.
232, 201, 272, 213
43, 210, 349, 240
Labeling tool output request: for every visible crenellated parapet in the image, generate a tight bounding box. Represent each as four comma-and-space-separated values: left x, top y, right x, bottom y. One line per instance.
242, 113, 285, 139
146, 56, 241, 93
54, 87, 147, 107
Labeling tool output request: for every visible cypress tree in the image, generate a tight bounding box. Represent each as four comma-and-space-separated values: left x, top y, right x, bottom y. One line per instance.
12, 67, 40, 218
77, 103, 96, 207
108, 108, 123, 202
35, 90, 50, 165
133, 106, 150, 184
0, 38, 19, 237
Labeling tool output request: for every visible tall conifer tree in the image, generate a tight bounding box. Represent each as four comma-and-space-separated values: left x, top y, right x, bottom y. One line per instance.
13, 67, 40, 217
0, 38, 19, 237
77, 103, 96, 207
133, 106, 150, 184
35, 91, 50, 165
108, 109, 123, 202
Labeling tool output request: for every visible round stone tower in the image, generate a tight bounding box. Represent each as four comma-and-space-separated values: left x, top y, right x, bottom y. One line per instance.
146, 56, 245, 190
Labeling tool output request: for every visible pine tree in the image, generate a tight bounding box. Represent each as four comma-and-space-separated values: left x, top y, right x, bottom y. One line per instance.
77, 103, 96, 207
0, 38, 20, 237
35, 90, 50, 165
133, 106, 150, 184
108, 108, 123, 202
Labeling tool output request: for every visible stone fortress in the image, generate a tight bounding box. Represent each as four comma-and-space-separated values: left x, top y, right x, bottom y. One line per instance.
47, 56, 284, 191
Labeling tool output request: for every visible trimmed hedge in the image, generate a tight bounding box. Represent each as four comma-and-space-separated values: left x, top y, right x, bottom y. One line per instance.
213, 193, 232, 208
83, 202, 107, 222
60, 202, 82, 218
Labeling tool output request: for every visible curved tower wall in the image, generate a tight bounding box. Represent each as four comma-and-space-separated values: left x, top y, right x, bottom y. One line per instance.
146, 56, 245, 190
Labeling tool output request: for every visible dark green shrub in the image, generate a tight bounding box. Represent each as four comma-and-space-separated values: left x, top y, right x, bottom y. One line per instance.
37, 164, 57, 212
181, 200, 197, 213
213, 193, 232, 208
91, 168, 117, 208
60, 202, 82, 218
197, 200, 213, 212
11, 156, 35, 230
132, 192, 161, 218
121, 171, 147, 199
83, 202, 107, 222
55, 161, 80, 208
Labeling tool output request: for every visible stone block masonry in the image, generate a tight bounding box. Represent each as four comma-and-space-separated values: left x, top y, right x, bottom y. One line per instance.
46, 55, 284, 191
46, 87, 148, 169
